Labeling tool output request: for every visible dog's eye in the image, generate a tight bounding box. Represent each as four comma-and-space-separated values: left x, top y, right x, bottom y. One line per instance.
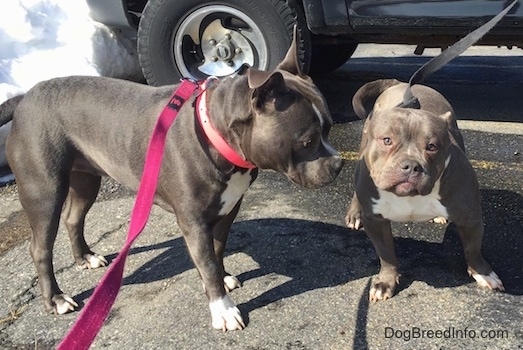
426, 143, 438, 152
383, 137, 392, 146
303, 139, 313, 148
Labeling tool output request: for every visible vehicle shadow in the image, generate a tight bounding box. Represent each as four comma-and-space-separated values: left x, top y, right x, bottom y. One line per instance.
315, 55, 523, 123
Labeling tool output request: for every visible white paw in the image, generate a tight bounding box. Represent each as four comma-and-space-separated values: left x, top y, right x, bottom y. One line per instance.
80, 254, 108, 269
369, 286, 392, 302
369, 287, 384, 301
209, 295, 245, 331
53, 294, 79, 315
469, 270, 505, 291
431, 216, 448, 224
347, 218, 362, 230
224, 275, 241, 292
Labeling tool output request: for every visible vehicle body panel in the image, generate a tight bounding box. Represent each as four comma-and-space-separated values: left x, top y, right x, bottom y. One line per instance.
88, 0, 523, 46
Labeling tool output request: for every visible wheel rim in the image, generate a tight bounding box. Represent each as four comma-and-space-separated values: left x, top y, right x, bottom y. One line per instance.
174, 5, 269, 79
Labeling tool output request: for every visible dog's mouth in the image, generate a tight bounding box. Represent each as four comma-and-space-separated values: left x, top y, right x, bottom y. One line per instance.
376, 160, 436, 197
387, 173, 435, 196
391, 181, 421, 196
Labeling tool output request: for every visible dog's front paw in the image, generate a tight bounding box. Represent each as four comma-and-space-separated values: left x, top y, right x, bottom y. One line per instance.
430, 216, 448, 224
209, 295, 245, 331
51, 294, 79, 315
346, 214, 362, 230
369, 274, 400, 302
224, 275, 242, 292
78, 253, 108, 269
345, 208, 363, 230
468, 270, 505, 291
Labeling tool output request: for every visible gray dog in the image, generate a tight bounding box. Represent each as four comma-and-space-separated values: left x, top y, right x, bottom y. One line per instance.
0, 32, 343, 330
345, 79, 504, 302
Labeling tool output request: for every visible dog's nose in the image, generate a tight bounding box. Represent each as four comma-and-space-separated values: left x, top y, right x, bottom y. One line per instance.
400, 160, 423, 175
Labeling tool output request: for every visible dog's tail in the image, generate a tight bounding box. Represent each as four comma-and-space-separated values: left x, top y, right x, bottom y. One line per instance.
352, 79, 401, 119
0, 94, 24, 126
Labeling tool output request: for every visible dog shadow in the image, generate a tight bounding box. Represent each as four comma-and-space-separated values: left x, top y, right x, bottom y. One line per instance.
74, 187, 522, 305
72, 188, 521, 347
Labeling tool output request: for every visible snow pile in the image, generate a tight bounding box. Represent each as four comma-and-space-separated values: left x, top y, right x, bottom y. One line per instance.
0, 0, 143, 176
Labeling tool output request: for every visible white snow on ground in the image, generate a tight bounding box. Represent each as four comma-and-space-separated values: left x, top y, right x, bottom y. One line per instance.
0, 0, 143, 176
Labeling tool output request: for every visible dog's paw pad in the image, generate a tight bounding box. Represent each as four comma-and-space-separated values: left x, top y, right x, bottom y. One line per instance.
52, 294, 78, 315
224, 275, 241, 292
209, 296, 245, 331
79, 254, 108, 269
469, 270, 505, 291
430, 216, 448, 224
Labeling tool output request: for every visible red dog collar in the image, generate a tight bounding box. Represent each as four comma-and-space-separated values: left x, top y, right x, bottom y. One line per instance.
196, 86, 257, 169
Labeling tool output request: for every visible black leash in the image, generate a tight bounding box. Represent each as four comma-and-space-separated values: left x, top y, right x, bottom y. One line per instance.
399, 0, 519, 108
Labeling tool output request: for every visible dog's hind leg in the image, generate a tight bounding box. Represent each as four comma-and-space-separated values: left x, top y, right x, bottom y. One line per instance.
456, 221, 505, 291
62, 171, 107, 270
11, 159, 77, 314
345, 193, 363, 230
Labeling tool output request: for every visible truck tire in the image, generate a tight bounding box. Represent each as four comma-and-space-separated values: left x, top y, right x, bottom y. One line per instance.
137, 0, 310, 86
309, 43, 358, 76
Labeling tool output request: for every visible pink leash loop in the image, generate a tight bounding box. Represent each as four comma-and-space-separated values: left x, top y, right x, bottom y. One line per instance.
57, 79, 199, 350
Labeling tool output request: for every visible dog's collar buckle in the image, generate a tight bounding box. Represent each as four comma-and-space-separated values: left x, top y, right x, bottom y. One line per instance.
196, 87, 257, 169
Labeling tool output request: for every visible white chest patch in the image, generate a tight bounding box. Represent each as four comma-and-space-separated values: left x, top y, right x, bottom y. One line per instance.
219, 170, 252, 216
372, 179, 449, 222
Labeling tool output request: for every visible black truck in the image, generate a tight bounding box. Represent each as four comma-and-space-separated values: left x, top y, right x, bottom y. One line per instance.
86, 0, 523, 85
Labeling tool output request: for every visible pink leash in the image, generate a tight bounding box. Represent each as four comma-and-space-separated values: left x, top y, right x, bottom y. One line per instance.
57, 79, 199, 349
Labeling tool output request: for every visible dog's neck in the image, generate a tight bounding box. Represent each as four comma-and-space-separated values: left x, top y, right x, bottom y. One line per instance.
196, 83, 256, 169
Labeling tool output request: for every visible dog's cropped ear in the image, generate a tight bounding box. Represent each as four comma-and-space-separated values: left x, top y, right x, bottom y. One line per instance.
276, 25, 303, 76
246, 68, 275, 89
250, 72, 294, 111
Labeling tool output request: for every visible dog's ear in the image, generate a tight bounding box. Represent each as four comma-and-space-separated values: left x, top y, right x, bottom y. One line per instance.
251, 72, 295, 111
439, 111, 453, 122
276, 25, 303, 76
439, 111, 466, 151
352, 79, 402, 119
247, 68, 275, 89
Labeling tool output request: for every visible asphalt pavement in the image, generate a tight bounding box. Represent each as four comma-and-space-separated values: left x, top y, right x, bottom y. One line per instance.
1, 44, 522, 349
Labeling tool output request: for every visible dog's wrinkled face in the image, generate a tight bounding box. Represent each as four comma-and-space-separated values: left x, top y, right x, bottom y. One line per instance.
246, 71, 343, 189
364, 108, 452, 196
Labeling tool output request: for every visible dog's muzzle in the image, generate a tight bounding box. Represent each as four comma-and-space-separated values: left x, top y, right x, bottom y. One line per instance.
287, 155, 344, 189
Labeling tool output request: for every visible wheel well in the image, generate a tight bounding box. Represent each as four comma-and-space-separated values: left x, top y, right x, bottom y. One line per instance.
126, 0, 148, 26
127, 0, 148, 13
125, 0, 310, 28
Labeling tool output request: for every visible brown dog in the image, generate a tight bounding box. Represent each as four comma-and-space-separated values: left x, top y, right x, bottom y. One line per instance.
345, 79, 504, 302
